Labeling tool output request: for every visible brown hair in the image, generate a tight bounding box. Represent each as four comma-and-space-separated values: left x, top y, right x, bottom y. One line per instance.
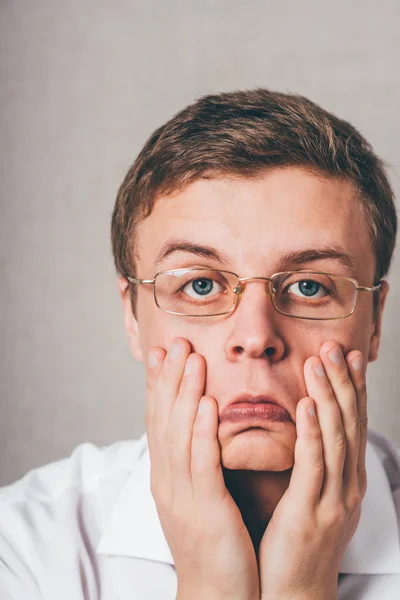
111, 88, 397, 318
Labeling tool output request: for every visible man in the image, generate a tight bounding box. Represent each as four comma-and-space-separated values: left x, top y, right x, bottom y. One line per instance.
0, 88, 399, 599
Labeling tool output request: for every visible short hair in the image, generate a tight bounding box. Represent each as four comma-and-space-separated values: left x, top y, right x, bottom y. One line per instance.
111, 88, 398, 319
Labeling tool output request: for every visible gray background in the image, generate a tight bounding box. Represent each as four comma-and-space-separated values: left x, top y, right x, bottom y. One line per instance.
0, 0, 399, 486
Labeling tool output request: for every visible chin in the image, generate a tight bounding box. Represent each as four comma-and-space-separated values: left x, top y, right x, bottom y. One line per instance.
219, 428, 296, 471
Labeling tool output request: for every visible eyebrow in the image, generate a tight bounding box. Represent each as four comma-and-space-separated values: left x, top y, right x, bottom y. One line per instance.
153, 239, 229, 269
152, 238, 356, 272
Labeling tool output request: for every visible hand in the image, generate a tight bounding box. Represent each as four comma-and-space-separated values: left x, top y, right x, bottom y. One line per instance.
145, 337, 260, 600
258, 341, 367, 600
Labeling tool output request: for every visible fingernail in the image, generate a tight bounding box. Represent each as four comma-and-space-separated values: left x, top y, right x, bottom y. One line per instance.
328, 345, 342, 363
351, 355, 363, 371
148, 350, 159, 368
197, 399, 207, 415
312, 361, 325, 377
184, 356, 195, 375
169, 341, 183, 359
307, 401, 316, 416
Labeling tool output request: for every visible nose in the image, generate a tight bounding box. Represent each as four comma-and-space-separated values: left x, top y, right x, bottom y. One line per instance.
224, 278, 286, 362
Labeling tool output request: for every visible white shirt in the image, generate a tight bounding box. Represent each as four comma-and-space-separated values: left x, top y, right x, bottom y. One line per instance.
0, 428, 400, 599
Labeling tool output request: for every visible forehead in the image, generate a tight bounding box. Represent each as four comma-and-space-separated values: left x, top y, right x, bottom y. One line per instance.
135, 167, 375, 280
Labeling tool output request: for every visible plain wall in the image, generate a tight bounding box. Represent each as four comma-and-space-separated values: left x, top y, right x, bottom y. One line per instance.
0, 0, 399, 485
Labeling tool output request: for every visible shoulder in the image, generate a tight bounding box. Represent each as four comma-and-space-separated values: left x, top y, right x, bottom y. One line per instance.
0, 433, 148, 596
367, 428, 400, 491
0, 433, 147, 507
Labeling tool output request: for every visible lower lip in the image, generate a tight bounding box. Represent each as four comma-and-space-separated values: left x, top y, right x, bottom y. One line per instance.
220, 402, 291, 423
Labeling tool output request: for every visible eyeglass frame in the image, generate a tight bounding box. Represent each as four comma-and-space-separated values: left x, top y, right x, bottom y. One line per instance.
125, 267, 382, 321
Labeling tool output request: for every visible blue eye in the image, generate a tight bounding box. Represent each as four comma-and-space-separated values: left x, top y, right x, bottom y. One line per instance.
183, 278, 223, 298
193, 279, 213, 296
288, 280, 327, 299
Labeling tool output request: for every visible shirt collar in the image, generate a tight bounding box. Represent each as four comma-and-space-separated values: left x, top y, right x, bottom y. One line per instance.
96, 432, 400, 575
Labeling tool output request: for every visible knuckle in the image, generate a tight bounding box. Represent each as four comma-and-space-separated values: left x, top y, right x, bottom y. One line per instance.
334, 430, 346, 453
324, 505, 346, 529
347, 413, 361, 437
307, 426, 323, 442
359, 468, 368, 496
338, 370, 352, 387
346, 491, 362, 511
359, 414, 369, 429
150, 480, 173, 516
314, 459, 325, 477
357, 381, 367, 395
168, 438, 181, 456
333, 506, 347, 525
150, 477, 162, 501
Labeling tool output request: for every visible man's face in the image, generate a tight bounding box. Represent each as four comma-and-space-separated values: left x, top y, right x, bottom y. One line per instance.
119, 167, 387, 472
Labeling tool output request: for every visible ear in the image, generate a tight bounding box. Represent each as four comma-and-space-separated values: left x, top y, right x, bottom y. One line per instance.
117, 276, 143, 362
368, 280, 389, 363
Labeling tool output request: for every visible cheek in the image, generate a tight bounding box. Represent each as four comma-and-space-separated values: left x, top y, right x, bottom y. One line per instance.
137, 303, 216, 356
293, 314, 372, 358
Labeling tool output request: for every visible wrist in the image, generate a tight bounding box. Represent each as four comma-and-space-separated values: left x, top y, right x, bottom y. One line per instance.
175, 591, 258, 600
175, 590, 260, 600
177, 590, 259, 600
261, 590, 337, 600
177, 580, 260, 600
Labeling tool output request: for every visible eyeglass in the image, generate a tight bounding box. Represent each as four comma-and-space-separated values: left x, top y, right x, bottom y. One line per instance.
126, 268, 382, 320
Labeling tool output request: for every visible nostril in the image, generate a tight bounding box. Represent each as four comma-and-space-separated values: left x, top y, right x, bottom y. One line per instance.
234, 346, 244, 355
264, 347, 276, 357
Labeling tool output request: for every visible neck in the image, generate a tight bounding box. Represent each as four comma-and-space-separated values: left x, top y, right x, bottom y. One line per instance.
223, 467, 292, 552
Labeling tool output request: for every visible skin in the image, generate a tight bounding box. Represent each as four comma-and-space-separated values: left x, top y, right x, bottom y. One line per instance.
117, 166, 389, 597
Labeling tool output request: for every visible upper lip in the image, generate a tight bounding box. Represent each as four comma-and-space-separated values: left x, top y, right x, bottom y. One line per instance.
220, 393, 293, 420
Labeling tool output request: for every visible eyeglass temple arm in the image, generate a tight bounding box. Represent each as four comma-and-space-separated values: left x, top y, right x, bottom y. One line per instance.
126, 276, 155, 285
357, 282, 382, 292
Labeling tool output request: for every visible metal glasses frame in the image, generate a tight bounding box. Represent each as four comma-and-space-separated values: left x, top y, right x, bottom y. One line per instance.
125, 268, 382, 320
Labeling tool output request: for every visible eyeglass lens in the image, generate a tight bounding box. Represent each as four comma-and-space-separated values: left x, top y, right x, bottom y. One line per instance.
154, 268, 358, 318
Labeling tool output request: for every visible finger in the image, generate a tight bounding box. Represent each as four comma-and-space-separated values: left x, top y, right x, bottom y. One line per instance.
346, 351, 368, 496
145, 346, 166, 434
168, 353, 206, 500
145, 346, 170, 499
319, 342, 360, 494
153, 338, 192, 445
304, 356, 346, 501
288, 397, 324, 509
191, 395, 229, 504
146, 338, 190, 488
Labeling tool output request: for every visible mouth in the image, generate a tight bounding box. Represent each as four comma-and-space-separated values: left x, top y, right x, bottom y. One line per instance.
220, 393, 293, 424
